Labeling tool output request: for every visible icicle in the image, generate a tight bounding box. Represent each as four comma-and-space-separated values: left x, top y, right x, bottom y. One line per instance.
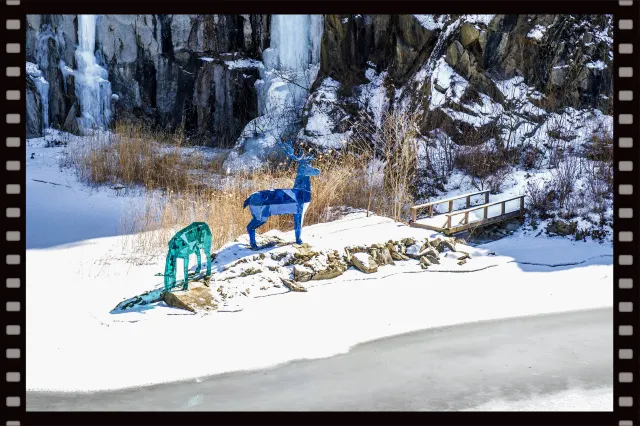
75, 15, 112, 131
224, 15, 324, 171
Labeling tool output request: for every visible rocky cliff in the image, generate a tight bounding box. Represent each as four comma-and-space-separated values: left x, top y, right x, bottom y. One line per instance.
26, 14, 612, 154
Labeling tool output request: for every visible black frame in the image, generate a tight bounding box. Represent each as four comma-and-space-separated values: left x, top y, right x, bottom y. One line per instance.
2, 1, 638, 425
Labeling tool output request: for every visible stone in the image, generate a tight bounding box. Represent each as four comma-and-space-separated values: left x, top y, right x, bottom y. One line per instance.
503, 220, 521, 234
445, 40, 465, 67
281, 278, 307, 292
546, 220, 577, 236
350, 252, 378, 274
455, 50, 473, 79
425, 253, 440, 265
460, 23, 480, 47
405, 242, 425, 259
478, 30, 488, 52
162, 282, 218, 313
293, 265, 314, 282
442, 239, 457, 252
420, 255, 432, 267
373, 247, 395, 266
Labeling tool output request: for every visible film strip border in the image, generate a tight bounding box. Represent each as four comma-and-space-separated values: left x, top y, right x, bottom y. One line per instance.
3, 0, 25, 423
615, 1, 640, 426
0, 3, 639, 426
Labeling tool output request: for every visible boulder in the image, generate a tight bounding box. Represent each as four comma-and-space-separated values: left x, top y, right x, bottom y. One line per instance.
372, 247, 395, 266
546, 220, 577, 236
162, 282, 218, 313
442, 239, 457, 252
445, 40, 465, 67
281, 278, 307, 292
350, 252, 378, 274
425, 253, 440, 265
293, 265, 314, 282
460, 23, 480, 47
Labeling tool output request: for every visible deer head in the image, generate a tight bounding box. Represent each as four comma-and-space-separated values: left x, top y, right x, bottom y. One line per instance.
279, 141, 320, 177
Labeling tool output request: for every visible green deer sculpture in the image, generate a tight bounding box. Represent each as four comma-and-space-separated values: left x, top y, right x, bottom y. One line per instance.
164, 222, 212, 292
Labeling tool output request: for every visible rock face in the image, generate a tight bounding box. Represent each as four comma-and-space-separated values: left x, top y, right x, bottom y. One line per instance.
26, 14, 269, 146
27, 14, 612, 154
26, 78, 43, 138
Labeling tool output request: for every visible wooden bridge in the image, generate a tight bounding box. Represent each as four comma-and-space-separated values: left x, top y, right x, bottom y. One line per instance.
409, 190, 525, 235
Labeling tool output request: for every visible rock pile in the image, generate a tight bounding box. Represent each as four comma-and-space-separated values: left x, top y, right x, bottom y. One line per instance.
113, 235, 464, 314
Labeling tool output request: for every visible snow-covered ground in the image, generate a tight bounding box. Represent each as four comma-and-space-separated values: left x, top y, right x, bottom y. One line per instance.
26, 134, 613, 393
26, 131, 146, 248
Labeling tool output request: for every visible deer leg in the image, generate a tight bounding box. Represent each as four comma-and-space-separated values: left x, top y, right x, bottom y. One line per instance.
204, 239, 212, 277
182, 256, 190, 290
293, 214, 302, 245
247, 217, 265, 250
195, 248, 202, 275
164, 255, 176, 292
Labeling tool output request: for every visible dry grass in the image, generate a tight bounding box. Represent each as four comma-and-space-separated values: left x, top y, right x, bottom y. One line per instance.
65, 122, 223, 192
64, 116, 424, 256
119, 149, 381, 255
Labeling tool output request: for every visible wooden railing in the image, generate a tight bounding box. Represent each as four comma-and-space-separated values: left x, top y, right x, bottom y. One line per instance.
411, 190, 490, 222
444, 195, 525, 229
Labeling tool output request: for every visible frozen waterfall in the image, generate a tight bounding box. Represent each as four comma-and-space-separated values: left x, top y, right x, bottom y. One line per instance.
75, 15, 112, 131
225, 14, 324, 171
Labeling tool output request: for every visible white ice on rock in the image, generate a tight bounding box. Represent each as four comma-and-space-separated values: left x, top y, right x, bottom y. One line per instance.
224, 15, 324, 171
75, 15, 113, 131
527, 25, 548, 40
26, 62, 50, 132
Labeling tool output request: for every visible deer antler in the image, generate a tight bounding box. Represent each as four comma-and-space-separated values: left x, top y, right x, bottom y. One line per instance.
279, 140, 303, 162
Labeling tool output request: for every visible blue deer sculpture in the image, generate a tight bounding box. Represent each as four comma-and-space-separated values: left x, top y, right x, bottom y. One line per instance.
243, 141, 320, 250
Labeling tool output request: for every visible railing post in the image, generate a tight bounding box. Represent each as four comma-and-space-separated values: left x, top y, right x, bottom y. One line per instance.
464, 211, 469, 225
484, 191, 489, 204
447, 215, 451, 229
483, 206, 488, 219
520, 196, 525, 214
429, 205, 433, 217
466, 195, 471, 208
411, 208, 417, 223
501, 201, 505, 216
448, 200, 453, 213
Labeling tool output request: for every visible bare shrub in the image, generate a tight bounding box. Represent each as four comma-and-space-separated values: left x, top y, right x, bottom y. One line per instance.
350, 109, 420, 221
545, 114, 576, 169
583, 160, 613, 223
551, 154, 581, 211
524, 178, 554, 219
64, 122, 220, 192
455, 143, 510, 193
520, 141, 545, 170
584, 124, 613, 163
422, 129, 458, 183
486, 166, 512, 194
